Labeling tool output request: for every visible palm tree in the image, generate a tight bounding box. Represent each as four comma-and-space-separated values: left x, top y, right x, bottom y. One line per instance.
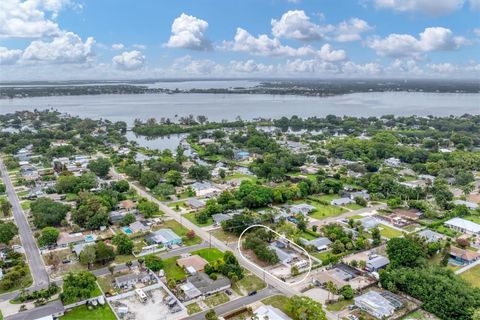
126, 261, 133, 270
138, 258, 144, 270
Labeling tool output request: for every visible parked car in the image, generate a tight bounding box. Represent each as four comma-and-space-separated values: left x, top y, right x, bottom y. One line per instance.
248, 290, 257, 296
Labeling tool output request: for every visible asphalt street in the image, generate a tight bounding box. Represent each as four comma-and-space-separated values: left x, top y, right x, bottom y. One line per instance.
0, 158, 49, 289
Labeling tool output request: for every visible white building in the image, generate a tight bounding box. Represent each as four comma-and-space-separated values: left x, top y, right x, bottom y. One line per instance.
444, 217, 480, 235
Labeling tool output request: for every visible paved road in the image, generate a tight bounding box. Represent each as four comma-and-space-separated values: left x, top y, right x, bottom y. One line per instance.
183, 286, 279, 320
92, 242, 209, 277
109, 167, 300, 299
0, 158, 49, 289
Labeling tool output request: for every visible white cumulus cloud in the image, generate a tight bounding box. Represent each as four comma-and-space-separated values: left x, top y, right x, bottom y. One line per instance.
22, 31, 94, 63
0, 47, 23, 64
112, 50, 145, 71
0, 0, 71, 38
334, 18, 373, 42
318, 44, 347, 61
271, 10, 331, 41
165, 13, 212, 51
367, 27, 466, 58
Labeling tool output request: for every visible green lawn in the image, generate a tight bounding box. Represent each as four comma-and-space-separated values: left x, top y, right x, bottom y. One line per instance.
464, 215, 480, 224
204, 292, 229, 308
459, 265, 480, 288
326, 299, 353, 311
162, 219, 202, 246
186, 302, 202, 315
378, 224, 404, 239
61, 305, 116, 320
346, 203, 364, 210
300, 230, 321, 240
308, 203, 346, 220
20, 200, 31, 210
168, 200, 187, 211
209, 229, 238, 244
163, 256, 187, 282
261, 295, 291, 315
233, 273, 266, 295
191, 248, 224, 263
184, 212, 213, 227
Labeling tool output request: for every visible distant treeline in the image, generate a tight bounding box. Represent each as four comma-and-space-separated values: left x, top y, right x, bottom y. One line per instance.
1, 79, 478, 98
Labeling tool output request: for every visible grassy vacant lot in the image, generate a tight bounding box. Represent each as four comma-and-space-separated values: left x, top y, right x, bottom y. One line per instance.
162, 219, 202, 246
317, 194, 341, 202
308, 203, 346, 220
210, 229, 238, 244
191, 248, 224, 263
204, 292, 229, 308
60, 305, 116, 320
184, 212, 213, 227
186, 302, 202, 315
378, 224, 404, 239
233, 273, 266, 295
261, 295, 291, 315
459, 265, 480, 288
168, 200, 187, 211
326, 299, 353, 311
163, 256, 187, 282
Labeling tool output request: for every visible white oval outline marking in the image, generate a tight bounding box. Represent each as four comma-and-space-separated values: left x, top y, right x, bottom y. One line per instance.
237, 224, 312, 285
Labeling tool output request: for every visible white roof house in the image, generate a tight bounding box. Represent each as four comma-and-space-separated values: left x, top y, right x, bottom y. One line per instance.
252, 305, 292, 320
302, 237, 332, 251
354, 291, 396, 319
444, 217, 480, 235
416, 229, 446, 243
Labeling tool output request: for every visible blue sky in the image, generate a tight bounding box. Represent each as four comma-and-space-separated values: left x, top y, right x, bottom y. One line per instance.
0, 0, 479, 80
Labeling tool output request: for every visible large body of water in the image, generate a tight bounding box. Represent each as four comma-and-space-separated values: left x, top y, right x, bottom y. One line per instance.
0, 92, 478, 125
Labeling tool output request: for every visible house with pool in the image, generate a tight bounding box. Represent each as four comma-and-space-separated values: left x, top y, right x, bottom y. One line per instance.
145, 228, 183, 247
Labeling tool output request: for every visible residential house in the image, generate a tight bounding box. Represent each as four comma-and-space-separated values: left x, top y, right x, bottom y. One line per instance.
109, 210, 129, 223
358, 216, 379, 230
366, 255, 390, 272
212, 213, 232, 226
177, 255, 208, 273
118, 200, 136, 211
416, 229, 446, 243
184, 272, 231, 298
57, 232, 84, 248
331, 198, 354, 206
72, 242, 95, 256
268, 245, 295, 264
302, 237, 332, 251
288, 203, 316, 215
145, 228, 182, 246
128, 221, 149, 233
252, 305, 292, 320
444, 217, 480, 235
450, 246, 480, 265
115, 272, 152, 289
341, 190, 370, 201
185, 198, 206, 211
354, 291, 401, 319
190, 182, 221, 198
273, 211, 290, 223
384, 157, 401, 168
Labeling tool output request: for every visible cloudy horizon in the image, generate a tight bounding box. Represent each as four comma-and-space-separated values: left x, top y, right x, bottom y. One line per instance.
1, 0, 479, 81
